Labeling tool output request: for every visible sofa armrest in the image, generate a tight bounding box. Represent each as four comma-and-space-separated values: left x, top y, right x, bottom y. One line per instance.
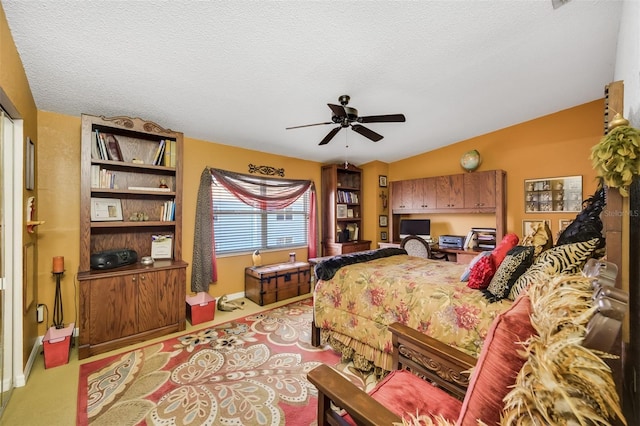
307, 364, 401, 426
389, 322, 477, 400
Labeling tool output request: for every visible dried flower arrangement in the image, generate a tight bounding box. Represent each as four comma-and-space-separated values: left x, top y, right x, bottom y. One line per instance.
590, 113, 640, 196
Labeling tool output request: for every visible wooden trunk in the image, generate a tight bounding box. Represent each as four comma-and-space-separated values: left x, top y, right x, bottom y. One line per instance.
245, 261, 311, 306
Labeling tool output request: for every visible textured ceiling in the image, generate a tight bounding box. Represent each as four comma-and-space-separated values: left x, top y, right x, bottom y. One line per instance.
2, 0, 622, 166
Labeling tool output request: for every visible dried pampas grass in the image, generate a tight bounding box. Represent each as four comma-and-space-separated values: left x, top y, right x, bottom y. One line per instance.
501, 273, 626, 425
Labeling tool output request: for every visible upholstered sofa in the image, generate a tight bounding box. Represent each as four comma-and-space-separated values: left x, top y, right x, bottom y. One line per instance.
308, 262, 627, 426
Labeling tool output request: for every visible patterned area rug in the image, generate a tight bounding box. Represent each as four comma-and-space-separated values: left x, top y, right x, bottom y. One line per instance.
77, 298, 376, 425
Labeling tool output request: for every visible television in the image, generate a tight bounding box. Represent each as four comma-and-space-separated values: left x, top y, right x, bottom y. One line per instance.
399, 219, 431, 241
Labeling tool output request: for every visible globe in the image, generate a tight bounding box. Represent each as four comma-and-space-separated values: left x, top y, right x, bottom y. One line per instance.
460, 149, 481, 172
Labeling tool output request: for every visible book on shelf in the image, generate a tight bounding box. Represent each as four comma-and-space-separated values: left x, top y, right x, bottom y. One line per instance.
170, 140, 176, 167
127, 186, 171, 192
160, 199, 175, 221
153, 140, 166, 166
95, 130, 109, 160
91, 132, 101, 159
92, 167, 116, 189
163, 139, 171, 166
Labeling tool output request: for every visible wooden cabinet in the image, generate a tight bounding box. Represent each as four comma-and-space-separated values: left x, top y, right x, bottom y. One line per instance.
391, 177, 436, 212
78, 114, 187, 359
391, 180, 413, 212
463, 170, 496, 210
78, 262, 186, 358
388, 170, 506, 242
415, 177, 437, 210
321, 164, 371, 256
436, 174, 464, 209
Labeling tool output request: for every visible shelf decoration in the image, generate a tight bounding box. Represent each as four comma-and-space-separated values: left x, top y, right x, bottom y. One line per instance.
26, 196, 44, 233
248, 164, 285, 177
524, 176, 582, 213
590, 113, 640, 196
460, 149, 481, 172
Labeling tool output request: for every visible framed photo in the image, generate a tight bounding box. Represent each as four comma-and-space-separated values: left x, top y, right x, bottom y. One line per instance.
522, 219, 551, 238
379, 215, 388, 227
556, 219, 573, 243
26, 137, 35, 190
91, 197, 123, 221
337, 204, 348, 219
381, 231, 388, 241
379, 175, 388, 188
347, 208, 354, 218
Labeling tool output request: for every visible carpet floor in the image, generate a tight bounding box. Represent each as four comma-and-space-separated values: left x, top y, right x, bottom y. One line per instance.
77, 298, 376, 425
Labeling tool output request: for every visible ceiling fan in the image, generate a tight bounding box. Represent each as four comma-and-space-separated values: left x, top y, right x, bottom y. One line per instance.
286, 95, 406, 145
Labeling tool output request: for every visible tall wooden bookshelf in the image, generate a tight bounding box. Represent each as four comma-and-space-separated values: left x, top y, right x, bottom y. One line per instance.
321, 163, 371, 256
77, 114, 187, 359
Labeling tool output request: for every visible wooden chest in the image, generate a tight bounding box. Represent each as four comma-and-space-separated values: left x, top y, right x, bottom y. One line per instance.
245, 261, 311, 306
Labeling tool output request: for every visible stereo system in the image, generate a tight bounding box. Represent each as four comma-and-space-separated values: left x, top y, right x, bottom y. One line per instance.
438, 235, 466, 249
90, 249, 138, 270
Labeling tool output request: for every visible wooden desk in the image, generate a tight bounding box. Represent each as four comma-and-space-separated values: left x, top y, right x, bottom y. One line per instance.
435, 247, 484, 264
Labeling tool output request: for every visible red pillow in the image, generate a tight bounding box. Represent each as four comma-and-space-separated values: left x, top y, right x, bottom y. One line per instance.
491, 233, 519, 268
457, 295, 536, 425
467, 255, 496, 289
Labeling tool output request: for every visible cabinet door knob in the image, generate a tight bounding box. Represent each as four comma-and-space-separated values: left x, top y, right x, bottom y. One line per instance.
140, 275, 146, 280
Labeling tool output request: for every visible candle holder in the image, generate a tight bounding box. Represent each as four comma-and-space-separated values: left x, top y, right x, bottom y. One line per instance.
52, 271, 65, 329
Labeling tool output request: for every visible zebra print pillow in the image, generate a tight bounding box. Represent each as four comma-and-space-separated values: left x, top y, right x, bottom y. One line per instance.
507, 238, 600, 301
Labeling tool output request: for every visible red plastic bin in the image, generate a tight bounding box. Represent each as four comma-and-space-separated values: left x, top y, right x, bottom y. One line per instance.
43, 323, 74, 369
186, 293, 216, 325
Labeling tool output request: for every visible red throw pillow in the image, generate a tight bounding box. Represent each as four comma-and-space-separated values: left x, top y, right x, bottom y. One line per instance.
457, 295, 536, 425
491, 233, 519, 268
467, 255, 496, 289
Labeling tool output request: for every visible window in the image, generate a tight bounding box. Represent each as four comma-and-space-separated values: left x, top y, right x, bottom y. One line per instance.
212, 176, 310, 254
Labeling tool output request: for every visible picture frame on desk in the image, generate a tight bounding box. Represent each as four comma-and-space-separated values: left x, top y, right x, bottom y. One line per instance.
90, 197, 123, 221
337, 204, 348, 219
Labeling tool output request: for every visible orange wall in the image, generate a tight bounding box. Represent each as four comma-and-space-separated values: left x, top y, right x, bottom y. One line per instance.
388, 100, 603, 241
1, 4, 39, 367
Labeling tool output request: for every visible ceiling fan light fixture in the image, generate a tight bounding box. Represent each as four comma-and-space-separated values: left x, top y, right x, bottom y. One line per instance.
286, 94, 405, 145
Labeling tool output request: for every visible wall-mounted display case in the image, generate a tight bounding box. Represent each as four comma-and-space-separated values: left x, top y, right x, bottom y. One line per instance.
524, 176, 582, 213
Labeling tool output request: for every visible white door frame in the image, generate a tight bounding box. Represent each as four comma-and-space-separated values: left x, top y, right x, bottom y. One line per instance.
1, 100, 25, 389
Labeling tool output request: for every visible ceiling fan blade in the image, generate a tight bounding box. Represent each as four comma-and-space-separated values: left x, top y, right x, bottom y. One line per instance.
286, 121, 333, 130
319, 127, 342, 145
328, 103, 346, 117
351, 124, 383, 142
357, 114, 406, 123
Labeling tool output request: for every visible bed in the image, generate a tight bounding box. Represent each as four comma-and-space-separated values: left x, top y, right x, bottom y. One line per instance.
311, 248, 513, 373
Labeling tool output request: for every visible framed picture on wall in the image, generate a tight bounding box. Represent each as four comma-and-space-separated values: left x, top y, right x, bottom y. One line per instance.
26, 137, 35, 190
381, 231, 388, 241
522, 219, 551, 238
379, 215, 388, 227
379, 175, 388, 187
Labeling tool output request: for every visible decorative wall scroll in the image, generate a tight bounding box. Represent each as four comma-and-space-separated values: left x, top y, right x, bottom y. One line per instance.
248, 164, 285, 177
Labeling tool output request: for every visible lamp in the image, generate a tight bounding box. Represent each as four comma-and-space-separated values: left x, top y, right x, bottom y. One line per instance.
52, 256, 65, 329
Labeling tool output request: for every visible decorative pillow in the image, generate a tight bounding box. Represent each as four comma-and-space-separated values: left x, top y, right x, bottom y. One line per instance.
467, 255, 496, 289
457, 294, 536, 426
491, 233, 519, 268
460, 251, 491, 282
521, 221, 553, 257
507, 238, 600, 301
483, 246, 535, 302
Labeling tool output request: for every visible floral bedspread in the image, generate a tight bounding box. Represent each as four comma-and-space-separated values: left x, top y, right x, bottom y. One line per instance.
313, 254, 513, 371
